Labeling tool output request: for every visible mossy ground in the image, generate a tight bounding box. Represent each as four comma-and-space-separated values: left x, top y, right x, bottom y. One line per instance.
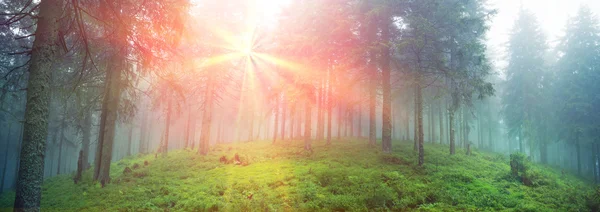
0, 139, 596, 211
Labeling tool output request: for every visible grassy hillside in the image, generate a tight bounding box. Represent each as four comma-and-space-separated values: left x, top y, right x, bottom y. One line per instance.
0, 139, 597, 211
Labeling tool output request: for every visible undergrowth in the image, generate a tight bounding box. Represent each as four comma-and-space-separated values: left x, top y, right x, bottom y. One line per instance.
0, 139, 596, 211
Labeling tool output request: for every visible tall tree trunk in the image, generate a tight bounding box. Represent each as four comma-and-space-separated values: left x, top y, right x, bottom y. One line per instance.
576, 131, 581, 175
273, 95, 280, 144
519, 128, 523, 153
94, 42, 125, 186
57, 122, 64, 175
488, 103, 493, 151
162, 99, 172, 156
449, 107, 456, 155
540, 130, 548, 164
139, 110, 149, 154
417, 81, 424, 166
316, 79, 323, 141
281, 97, 287, 141
1, 124, 12, 193
184, 108, 192, 149
198, 78, 214, 155
304, 100, 312, 151
358, 101, 362, 138
248, 109, 254, 142
296, 106, 302, 139
405, 107, 410, 141
14, 0, 62, 209
290, 104, 295, 140
414, 86, 418, 152
337, 103, 342, 140
216, 117, 222, 144
327, 69, 332, 144
439, 98, 444, 145
368, 65, 377, 146
381, 22, 392, 153
127, 125, 133, 157
81, 112, 92, 170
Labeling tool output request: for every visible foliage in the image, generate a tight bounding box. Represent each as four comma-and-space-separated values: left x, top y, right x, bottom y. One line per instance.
0, 139, 595, 211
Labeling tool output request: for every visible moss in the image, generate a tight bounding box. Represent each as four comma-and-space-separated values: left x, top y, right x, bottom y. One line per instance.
0, 140, 596, 211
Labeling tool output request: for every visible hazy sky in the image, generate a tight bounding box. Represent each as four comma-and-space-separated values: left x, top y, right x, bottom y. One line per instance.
486, 0, 600, 70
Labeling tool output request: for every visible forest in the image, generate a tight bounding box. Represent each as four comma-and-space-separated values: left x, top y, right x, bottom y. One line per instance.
1, 0, 600, 211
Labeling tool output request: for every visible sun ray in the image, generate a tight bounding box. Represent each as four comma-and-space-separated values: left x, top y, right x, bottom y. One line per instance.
253, 52, 307, 74
196, 52, 244, 68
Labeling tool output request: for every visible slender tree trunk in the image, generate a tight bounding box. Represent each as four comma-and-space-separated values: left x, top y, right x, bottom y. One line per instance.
139, 110, 149, 154
358, 101, 362, 138
381, 23, 392, 153
290, 104, 295, 140
316, 79, 323, 141
216, 117, 222, 144
417, 81, 424, 166
337, 103, 342, 140
1, 124, 12, 193
439, 98, 444, 145
199, 78, 214, 155
488, 103, 493, 151
162, 99, 172, 156
414, 85, 418, 152
184, 108, 192, 149
405, 107, 409, 141
57, 122, 64, 175
247, 108, 254, 142
449, 107, 456, 155
94, 45, 125, 186
81, 112, 91, 170
273, 95, 280, 144
519, 128, 523, 153
327, 69, 332, 144
296, 106, 302, 139
127, 125, 133, 157
304, 100, 312, 151
281, 98, 287, 141
576, 131, 581, 175
14, 0, 62, 209
593, 143, 597, 184
369, 67, 377, 146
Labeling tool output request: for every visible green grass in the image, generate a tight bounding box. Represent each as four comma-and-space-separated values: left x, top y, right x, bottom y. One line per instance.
0, 139, 597, 211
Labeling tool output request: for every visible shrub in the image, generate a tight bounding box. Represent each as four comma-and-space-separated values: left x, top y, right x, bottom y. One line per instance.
586, 186, 600, 211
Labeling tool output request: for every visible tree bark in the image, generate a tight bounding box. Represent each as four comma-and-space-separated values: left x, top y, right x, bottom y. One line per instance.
14, 0, 62, 209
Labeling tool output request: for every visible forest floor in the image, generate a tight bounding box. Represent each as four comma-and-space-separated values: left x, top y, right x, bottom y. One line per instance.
0, 139, 597, 211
